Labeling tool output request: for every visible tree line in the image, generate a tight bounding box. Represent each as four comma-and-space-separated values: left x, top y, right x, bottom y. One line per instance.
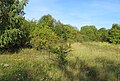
0, 0, 120, 53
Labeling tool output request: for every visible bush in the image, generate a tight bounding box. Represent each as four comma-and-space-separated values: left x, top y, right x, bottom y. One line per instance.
30, 26, 58, 50
80, 25, 98, 41
108, 28, 120, 44
0, 29, 26, 52
49, 44, 72, 69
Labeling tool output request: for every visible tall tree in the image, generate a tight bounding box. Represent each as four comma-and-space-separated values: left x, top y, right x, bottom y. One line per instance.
0, 0, 28, 51
0, 0, 28, 32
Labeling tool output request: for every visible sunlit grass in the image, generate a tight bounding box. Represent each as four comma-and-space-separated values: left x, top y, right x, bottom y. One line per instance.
0, 42, 120, 81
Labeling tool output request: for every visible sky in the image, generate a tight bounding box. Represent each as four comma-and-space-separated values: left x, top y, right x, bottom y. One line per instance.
24, 0, 120, 29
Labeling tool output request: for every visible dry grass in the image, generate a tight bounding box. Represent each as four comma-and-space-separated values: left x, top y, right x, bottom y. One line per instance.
0, 42, 120, 81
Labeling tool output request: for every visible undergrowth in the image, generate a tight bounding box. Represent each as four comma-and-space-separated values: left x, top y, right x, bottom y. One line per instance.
0, 42, 120, 81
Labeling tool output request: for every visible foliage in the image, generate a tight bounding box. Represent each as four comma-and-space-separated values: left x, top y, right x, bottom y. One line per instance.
49, 44, 71, 69
0, 0, 28, 32
0, 42, 120, 81
52, 21, 80, 42
38, 14, 55, 29
0, 29, 26, 52
108, 24, 120, 44
64, 25, 80, 42
0, 68, 30, 81
112, 24, 120, 30
0, 0, 28, 52
21, 19, 37, 47
30, 26, 58, 50
21, 19, 37, 35
97, 28, 108, 42
0, 0, 120, 80
53, 21, 68, 42
80, 25, 98, 41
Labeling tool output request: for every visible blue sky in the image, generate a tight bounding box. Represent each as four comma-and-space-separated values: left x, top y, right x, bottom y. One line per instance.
24, 0, 120, 29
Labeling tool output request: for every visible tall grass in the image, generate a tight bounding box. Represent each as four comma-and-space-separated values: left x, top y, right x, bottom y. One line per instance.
68, 42, 120, 81
0, 42, 120, 81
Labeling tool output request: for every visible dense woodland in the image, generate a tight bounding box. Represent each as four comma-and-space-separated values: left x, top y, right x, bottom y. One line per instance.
0, 0, 120, 81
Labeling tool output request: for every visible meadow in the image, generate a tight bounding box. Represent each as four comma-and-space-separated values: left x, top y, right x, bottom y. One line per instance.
1, 1, 120, 81
0, 42, 120, 81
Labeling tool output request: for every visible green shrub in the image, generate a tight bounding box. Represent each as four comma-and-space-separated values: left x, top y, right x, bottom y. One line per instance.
80, 25, 98, 41
0, 29, 26, 52
30, 26, 58, 50
49, 44, 71, 69
108, 28, 120, 44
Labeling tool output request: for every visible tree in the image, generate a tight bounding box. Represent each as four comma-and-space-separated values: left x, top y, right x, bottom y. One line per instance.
97, 28, 108, 42
0, 29, 26, 52
111, 24, 120, 30
38, 14, 55, 29
53, 21, 68, 42
63, 24, 80, 42
30, 26, 58, 50
108, 24, 120, 44
21, 19, 37, 35
21, 19, 37, 47
0, 0, 28, 32
0, 0, 28, 52
80, 25, 98, 41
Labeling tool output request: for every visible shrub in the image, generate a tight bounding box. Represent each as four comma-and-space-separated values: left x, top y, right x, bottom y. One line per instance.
49, 44, 72, 69
0, 28, 26, 52
108, 28, 120, 44
30, 26, 58, 50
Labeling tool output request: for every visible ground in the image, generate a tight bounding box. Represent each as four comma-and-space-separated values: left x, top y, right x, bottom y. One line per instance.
0, 42, 120, 81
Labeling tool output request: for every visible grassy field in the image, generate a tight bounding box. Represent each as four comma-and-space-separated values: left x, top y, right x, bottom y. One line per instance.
0, 42, 120, 81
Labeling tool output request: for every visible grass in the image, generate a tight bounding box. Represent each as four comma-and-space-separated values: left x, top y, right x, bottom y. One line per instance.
0, 42, 120, 81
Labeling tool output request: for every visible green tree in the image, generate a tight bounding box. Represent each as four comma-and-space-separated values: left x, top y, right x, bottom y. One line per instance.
111, 24, 120, 30
0, 29, 26, 52
38, 14, 55, 29
0, 0, 28, 32
21, 19, 37, 35
30, 26, 58, 50
98, 28, 108, 42
80, 25, 98, 41
108, 24, 120, 44
21, 19, 37, 47
0, 0, 28, 52
37, 15, 80, 43
63, 24, 80, 42
53, 21, 68, 42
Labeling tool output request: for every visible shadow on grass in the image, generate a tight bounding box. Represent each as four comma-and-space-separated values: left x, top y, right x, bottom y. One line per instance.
60, 57, 100, 81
